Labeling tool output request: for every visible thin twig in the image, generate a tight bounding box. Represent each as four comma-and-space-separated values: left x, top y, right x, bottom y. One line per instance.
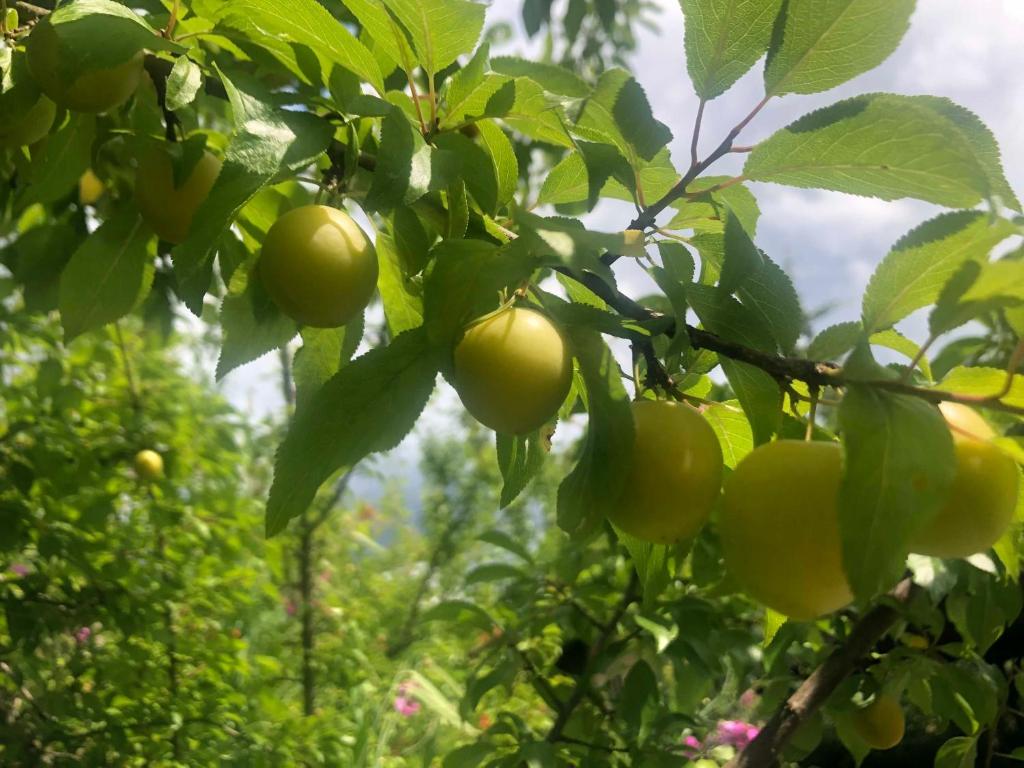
727, 578, 915, 768
690, 97, 706, 168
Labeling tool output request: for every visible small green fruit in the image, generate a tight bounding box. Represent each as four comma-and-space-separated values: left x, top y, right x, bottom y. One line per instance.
134, 449, 164, 480
135, 148, 222, 244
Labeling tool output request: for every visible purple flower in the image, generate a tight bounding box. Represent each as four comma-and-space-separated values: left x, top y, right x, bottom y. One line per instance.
74, 626, 92, 644
8, 564, 29, 577
716, 720, 760, 749
393, 696, 420, 717
682, 734, 702, 758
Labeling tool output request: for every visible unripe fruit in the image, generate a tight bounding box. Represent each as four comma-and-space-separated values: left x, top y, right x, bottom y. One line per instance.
135, 148, 222, 244
134, 449, 164, 480
79, 169, 105, 205
0, 93, 56, 148
909, 402, 1019, 558
720, 440, 853, 620
259, 205, 378, 328
609, 400, 723, 544
851, 694, 905, 750
27, 21, 144, 113
453, 307, 572, 435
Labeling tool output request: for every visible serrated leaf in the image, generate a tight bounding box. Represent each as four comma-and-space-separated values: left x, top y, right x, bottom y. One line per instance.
838, 386, 955, 600
937, 366, 1024, 410
384, 0, 486, 77
765, 0, 914, 96
491, 56, 589, 97
422, 239, 535, 349
216, 256, 297, 379
861, 211, 1014, 333
557, 326, 634, 537
745, 94, 998, 208
293, 317, 364, 407
165, 56, 202, 111
477, 120, 518, 210
214, 0, 383, 92
668, 177, 761, 235
933, 736, 978, 768
616, 527, 674, 605
418, 599, 494, 630
465, 562, 527, 585
807, 321, 863, 361
442, 42, 490, 123
376, 233, 423, 335
704, 402, 753, 469
496, 430, 547, 509
869, 329, 931, 380
718, 208, 765, 294
538, 142, 632, 211
739, 254, 803, 353
366, 108, 459, 212
575, 68, 671, 163
265, 328, 438, 535
29, 113, 95, 204
930, 259, 1024, 335
515, 211, 624, 286
680, 0, 784, 100
173, 69, 333, 312
434, 132, 497, 214
58, 208, 154, 342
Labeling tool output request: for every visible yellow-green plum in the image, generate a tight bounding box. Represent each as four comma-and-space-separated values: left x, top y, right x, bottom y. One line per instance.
851, 694, 905, 750
259, 205, 378, 328
79, 169, 105, 205
135, 148, 222, 244
909, 402, 1019, 558
720, 440, 853, 621
609, 400, 723, 544
27, 20, 144, 113
453, 307, 572, 435
134, 449, 164, 481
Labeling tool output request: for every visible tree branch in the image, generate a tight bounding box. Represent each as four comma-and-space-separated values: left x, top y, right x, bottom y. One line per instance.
726, 577, 916, 768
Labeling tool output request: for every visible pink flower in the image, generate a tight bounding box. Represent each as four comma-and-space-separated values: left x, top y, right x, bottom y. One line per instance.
75, 626, 92, 644
8, 564, 28, 576
682, 734, 702, 758
716, 720, 760, 749
739, 688, 759, 709
393, 696, 420, 717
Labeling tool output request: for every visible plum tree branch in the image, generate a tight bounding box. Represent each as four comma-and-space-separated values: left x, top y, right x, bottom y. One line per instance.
726, 577, 916, 768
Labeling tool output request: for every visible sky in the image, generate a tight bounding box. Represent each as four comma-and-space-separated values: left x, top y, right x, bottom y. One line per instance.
216, 0, 1024, 504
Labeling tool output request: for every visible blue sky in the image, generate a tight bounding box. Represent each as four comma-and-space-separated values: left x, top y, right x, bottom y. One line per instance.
216, 0, 1024, 503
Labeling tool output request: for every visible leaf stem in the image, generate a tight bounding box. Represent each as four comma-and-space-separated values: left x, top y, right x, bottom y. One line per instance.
690, 97, 706, 168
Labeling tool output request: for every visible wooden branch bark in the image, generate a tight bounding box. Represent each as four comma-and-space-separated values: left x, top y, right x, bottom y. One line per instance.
726, 578, 916, 768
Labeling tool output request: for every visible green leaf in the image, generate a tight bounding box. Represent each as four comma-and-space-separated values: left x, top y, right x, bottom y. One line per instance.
496, 430, 548, 509
214, 0, 384, 92
947, 572, 1022, 653
173, 69, 333, 312
616, 528, 674, 606
418, 599, 494, 630
292, 317, 364, 407
433, 132, 498, 215
366, 108, 459, 212
739, 254, 803, 354
807, 321, 863, 361
165, 56, 202, 111
668, 177, 761, 235
443, 744, 495, 768
838, 386, 955, 600
931, 661, 1000, 735
933, 736, 978, 768
538, 142, 632, 210
620, 660, 659, 740
478, 529, 534, 565
216, 257, 297, 379
465, 562, 527, 585
704, 402, 753, 469
765, 0, 915, 96
937, 366, 1024, 410
442, 42, 490, 122
29, 113, 95, 204
43, 0, 182, 73
745, 95, 998, 208
477, 120, 518, 210
265, 328, 438, 535
680, 0, 784, 100
422, 239, 535, 350
862, 211, 1014, 333
491, 56, 589, 97
514, 211, 625, 285
376, 233, 424, 335
383, 0, 487, 77
557, 326, 634, 537
929, 259, 1024, 335
575, 68, 672, 162
58, 208, 154, 342
718, 207, 765, 294
869, 329, 932, 380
